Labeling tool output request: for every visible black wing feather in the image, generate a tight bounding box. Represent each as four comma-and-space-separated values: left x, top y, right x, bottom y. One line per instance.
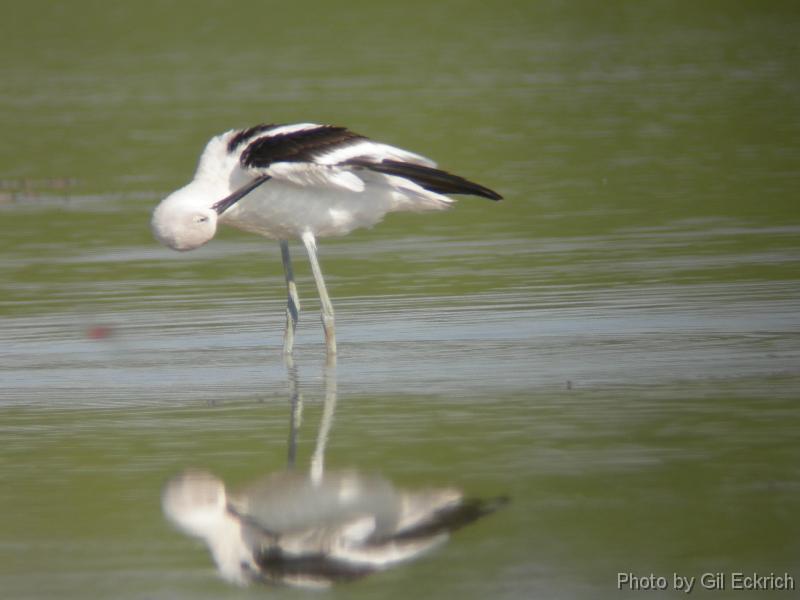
227, 124, 280, 153
255, 548, 372, 584
240, 125, 365, 168
348, 158, 502, 201
229, 123, 502, 200
389, 495, 509, 542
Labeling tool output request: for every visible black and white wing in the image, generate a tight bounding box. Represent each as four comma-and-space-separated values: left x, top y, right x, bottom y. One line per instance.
227, 123, 502, 200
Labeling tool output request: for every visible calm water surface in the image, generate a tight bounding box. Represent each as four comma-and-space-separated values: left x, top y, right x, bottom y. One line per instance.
1, 2, 799, 598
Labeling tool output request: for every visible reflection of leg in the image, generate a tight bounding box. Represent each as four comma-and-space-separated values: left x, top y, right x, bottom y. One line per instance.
285, 354, 303, 469
310, 355, 337, 485
301, 231, 336, 355
280, 240, 300, 355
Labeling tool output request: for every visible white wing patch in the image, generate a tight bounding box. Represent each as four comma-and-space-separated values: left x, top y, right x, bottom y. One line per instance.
266, 162, 366, 192
264, 123, 321, 137
317, 140, 437, 167
380, 173, 454, 208
233, 124, 458, 204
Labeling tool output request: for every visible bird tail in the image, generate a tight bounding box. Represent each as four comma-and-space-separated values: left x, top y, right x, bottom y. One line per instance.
348, 159, 502, 200
390, 495, 510, 541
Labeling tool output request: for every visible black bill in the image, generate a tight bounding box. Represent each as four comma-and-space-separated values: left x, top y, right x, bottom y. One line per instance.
212, 174, 272, 215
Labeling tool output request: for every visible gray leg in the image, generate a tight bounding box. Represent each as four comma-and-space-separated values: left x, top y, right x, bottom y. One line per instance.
310, 355, 337, 485
280, 240, 300, 355
301, 231, 337, 355
285, 354, 303, 469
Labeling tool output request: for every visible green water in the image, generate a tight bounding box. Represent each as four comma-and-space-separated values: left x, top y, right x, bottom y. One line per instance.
1, 1, 799, 598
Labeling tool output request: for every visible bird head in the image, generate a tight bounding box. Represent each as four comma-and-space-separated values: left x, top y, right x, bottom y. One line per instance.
151, 186, 219, 251
162, 470, 228, 538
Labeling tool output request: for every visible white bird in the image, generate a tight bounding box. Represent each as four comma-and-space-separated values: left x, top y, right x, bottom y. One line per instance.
162, 469, 506, 588
151, 123, 502, 355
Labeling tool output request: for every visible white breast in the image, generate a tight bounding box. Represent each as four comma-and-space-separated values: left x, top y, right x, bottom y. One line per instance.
219, 176, 451, 240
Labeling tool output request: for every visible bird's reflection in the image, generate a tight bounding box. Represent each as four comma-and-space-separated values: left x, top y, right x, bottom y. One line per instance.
162, 357, 506, 588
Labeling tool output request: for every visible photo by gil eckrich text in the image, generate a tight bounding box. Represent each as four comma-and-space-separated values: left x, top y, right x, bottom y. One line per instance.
617, 571, 795, 593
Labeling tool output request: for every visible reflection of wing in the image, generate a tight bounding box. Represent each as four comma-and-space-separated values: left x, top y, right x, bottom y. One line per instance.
229, 471, 397, 535
226, 123, 502, 199
252, 521, 446, 588
164, 468, 508, 589
229, 470, 508, 587
391, 494, 510, 540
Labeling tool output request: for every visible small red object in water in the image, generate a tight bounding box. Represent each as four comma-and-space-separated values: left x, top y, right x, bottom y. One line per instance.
87, 325, 112, 340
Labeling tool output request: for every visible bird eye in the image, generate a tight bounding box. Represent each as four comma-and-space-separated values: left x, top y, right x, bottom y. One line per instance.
194, 215, 210, 224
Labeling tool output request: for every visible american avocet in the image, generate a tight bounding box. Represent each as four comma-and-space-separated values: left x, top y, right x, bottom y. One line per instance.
162, 468, 506, 587
151, 123, 501, 354
162, 360, 507, 587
